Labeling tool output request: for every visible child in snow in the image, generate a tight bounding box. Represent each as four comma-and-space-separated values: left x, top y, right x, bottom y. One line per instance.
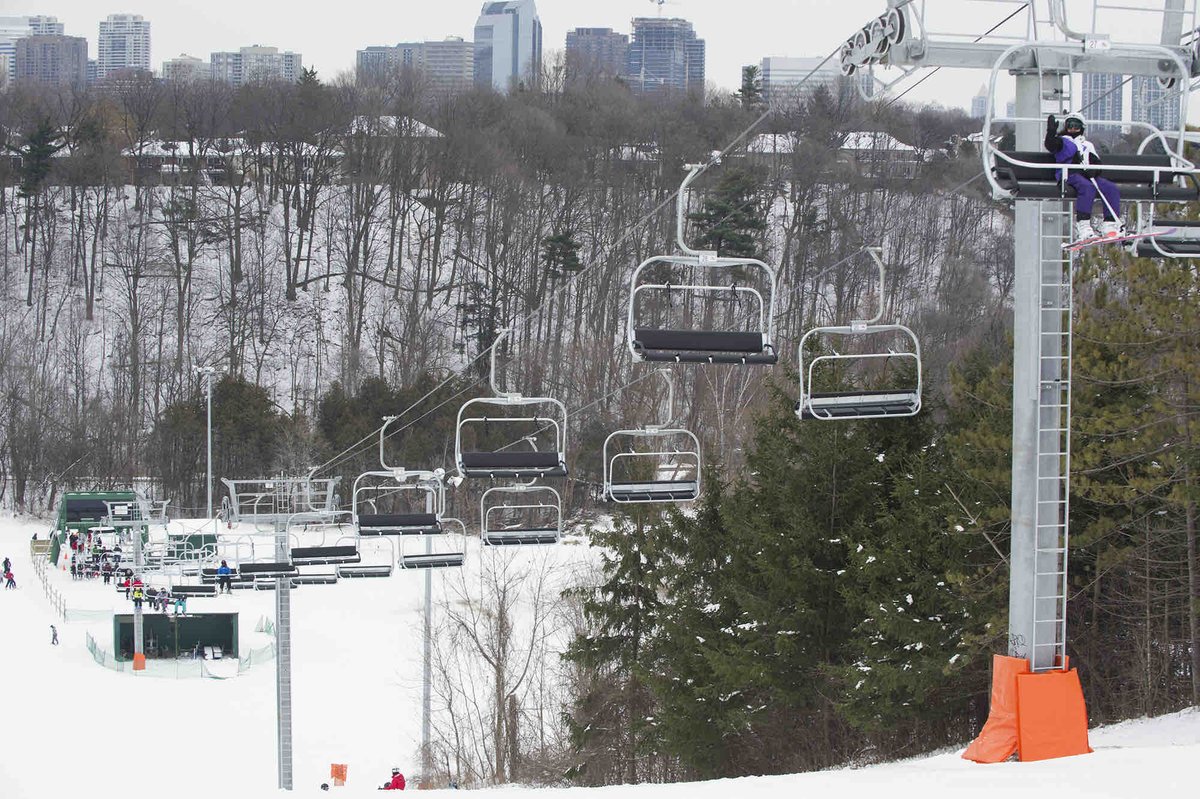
4, 569, 16, 589
381, 768, 405, 790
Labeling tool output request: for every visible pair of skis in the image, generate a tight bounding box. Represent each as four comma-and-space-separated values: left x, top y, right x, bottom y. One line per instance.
1062, 227, 1175, 253
1060, 176, 1174, 253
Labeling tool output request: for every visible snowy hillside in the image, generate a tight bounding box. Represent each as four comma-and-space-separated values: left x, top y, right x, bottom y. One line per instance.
1, 515, 1196, 798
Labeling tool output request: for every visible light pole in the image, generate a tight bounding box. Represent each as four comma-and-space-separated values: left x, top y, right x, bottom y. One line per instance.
195, 366, 217, 522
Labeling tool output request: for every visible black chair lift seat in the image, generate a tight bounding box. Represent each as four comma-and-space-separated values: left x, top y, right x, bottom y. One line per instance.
797, 390, 921, 420
632, 329, 777, 364
459, 451, 567, 478
357, 513, 442, 536
238, 562, 298, 578
483, 528, 559, 546
289, 546, 361, 565
607, 480, 700, 502
401, 552, 465, 570
992, 151, 1200, 202
337, 564, 392, 578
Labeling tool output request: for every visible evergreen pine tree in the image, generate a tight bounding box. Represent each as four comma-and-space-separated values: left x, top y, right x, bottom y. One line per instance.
1071, 251, 1200, 710
647, 468, 747, 779
736, 65, 765, 109
834, 412, 990, 745
564, 507, 671, 785
687, 168, 768, 259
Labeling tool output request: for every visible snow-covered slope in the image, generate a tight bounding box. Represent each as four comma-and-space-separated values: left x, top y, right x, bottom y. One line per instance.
1, 516, 1196, 798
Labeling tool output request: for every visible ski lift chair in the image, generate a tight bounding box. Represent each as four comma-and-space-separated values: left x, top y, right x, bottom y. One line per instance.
285, 510, 360, 565
796, 247, 922, 421
400, 518, 467, 570
627, 162, 779, 366
481, 484, 561, 547
603, 370, 701, 503
1127, 129, 1200, 258
456, 329, 568, 480
979, 43, 1200, 208
353, 463, 447, 536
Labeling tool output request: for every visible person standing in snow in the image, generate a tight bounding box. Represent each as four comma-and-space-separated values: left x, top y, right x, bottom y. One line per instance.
51, 625, 59, 645
380, 768, 405, 790
2, 556, 10, 574
4, 568, 15, 589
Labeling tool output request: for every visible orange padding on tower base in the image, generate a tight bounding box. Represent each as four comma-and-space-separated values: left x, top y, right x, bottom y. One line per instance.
962, 654, 1029, 763
132, 653, 146, 671
1015, 668, 1092, 761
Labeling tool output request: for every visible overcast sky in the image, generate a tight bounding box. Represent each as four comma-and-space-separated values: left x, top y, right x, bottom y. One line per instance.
7, 1, 1192, 119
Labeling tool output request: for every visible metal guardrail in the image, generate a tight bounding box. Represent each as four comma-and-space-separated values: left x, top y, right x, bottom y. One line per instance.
31, 555, 66, 620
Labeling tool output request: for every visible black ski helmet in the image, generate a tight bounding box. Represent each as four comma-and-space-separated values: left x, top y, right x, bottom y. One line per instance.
1063, 115, 1085, 134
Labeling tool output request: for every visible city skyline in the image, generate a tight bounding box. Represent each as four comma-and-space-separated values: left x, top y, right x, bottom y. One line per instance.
0, 1, 969, 97
4, 1, 1199, 124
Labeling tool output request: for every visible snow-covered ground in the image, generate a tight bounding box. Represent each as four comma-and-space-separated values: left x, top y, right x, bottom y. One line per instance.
2, 514, 1197, 798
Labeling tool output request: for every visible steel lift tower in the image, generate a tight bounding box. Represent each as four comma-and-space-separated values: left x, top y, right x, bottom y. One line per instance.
839, 0, 1198, 678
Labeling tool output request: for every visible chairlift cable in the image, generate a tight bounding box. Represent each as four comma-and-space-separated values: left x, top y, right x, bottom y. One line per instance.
882, 5, 1029, 111
311, 44, 859, 477
313, 373, 486, 475
490, 368, 668, 455
311, 1, 941, 477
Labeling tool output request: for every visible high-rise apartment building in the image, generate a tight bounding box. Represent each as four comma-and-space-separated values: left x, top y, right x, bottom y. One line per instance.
162, 54, 210, 82
14, 33, 87, 86
358, 44, 421, 81
210, 45, 302, 86
357, 37, 474, 92
759, 56, 872, 106
970, 84, 991, 118
98, 14, 151, 79
565, 27, 628, 80
0, 15, 64, 80
627, 17, 705, 95
1130, 75, 1181, 132
1080, 72, 1123, 123
473, 0, 542, 92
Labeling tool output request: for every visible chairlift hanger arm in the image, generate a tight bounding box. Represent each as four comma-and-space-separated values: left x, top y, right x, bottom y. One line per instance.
846, 3, 1197, 74
490, 327, 519, 399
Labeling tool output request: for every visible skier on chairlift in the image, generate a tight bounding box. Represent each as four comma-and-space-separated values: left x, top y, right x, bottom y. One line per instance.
1045, 113, 1122, 243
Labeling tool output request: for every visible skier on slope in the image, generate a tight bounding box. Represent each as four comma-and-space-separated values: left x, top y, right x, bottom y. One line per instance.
1045, 113, 1122, 243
